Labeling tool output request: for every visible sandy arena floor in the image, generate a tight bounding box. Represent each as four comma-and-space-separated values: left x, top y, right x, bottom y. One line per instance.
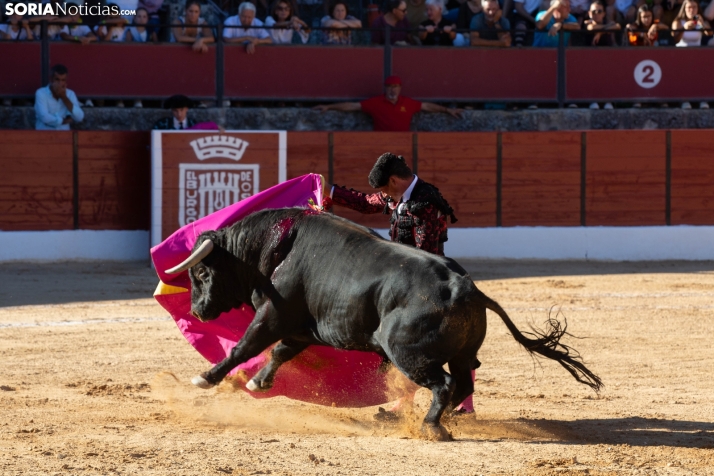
1, 260, 713, 475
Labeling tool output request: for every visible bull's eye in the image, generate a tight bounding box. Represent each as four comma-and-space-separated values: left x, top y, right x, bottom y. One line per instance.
195, 268, 208, 281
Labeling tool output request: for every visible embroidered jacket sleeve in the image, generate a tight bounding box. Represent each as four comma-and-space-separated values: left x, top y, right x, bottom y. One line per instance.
329, 185, 386, 214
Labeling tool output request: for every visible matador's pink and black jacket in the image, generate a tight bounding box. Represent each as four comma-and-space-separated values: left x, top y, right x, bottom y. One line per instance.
323, 178, 458, 256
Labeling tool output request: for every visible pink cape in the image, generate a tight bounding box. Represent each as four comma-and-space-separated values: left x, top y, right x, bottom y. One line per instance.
151, 174, 389, 407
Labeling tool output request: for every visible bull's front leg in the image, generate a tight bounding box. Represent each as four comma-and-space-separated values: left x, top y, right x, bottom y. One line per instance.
192, 301, 286, 389
246, 338, 310, 392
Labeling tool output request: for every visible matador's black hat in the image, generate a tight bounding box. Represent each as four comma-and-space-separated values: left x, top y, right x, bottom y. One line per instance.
164, 94, 193, 109
368, 152, 412, 188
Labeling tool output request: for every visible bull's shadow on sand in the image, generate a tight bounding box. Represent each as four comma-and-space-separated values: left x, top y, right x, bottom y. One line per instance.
449, 416, 714, 448
2, 259, 714, 308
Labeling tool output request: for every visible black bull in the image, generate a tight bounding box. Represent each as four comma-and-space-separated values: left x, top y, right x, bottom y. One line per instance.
166, 208, 602, 440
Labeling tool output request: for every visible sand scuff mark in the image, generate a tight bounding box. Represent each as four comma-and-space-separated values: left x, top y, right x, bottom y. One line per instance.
150, 371, 378, 437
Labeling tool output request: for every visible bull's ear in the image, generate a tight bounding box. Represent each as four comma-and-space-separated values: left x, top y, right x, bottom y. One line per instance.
165, 240, 214, 274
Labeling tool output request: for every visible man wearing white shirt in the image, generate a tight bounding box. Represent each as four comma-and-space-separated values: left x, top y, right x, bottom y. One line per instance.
34, 64, 84, 130
223, 2, 272, 54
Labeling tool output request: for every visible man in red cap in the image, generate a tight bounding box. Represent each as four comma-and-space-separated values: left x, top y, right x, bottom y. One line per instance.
313, 75, 461, 132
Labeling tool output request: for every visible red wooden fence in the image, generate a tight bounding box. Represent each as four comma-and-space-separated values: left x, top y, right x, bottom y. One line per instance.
2, 130, 714, 232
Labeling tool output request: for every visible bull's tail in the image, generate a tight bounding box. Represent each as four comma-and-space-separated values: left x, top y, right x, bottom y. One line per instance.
480, 292, 603, 392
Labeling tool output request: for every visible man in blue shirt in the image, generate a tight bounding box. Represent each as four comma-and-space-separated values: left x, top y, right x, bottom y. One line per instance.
533, 0, 579, 47
34, 64, 84, 130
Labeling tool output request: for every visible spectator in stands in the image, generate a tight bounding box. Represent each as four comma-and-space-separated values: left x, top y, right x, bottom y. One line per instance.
29, 13, 65, 41
627, 4, 667, 45
172, 1, 214, 53
35, 64, 84, 131
224, 2, 273, 54
672, 0, 711, 109
153, 94, 196, 130
124, 7, 156, 108
321, 1, 362, 44
313, 75, 462, 132
137, 0, 165, 39
470, 0, 512, 46
569, 0, 591, 22
455, 0, 482, 39
0, 13, 35, 40
419, 0, 456, 45
59, 3, 97, 44
605, 0, 635, 25
508, 0, 540, 46
672, 0, 710, 46
265, 0, 311, 44
114, 0, 140, 21
704, 0, 714, 25
581, 0, 617, 109
407, 0, 428, 32
126, 7, 157, 42
95, 4, 129, 41
582, 0, 620, 46
533, 0, 580, 47
371, 0, 411, 45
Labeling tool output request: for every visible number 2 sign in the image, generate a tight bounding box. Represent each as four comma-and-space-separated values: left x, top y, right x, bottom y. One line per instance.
634, 60, 662, 89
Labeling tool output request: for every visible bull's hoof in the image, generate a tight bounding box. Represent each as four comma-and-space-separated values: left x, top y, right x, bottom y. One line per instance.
191, 375, 215, 389
246, 378, 271, 392
421, 423, 453, 442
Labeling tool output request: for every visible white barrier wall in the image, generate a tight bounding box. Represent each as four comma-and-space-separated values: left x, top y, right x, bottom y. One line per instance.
2, 227, 714, 262
374, 226, 714, 261
0, 231, 150, 262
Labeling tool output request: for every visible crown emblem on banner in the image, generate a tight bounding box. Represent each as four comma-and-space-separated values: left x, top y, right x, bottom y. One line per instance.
190, 136, 250, 161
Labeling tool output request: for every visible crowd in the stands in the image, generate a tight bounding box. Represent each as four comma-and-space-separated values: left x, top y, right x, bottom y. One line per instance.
3, 0, 714, 48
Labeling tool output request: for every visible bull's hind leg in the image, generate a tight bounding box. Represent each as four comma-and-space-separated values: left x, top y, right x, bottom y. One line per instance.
246, 339, 309, 392
399, 364, 455, 441
447, 358, 475, 413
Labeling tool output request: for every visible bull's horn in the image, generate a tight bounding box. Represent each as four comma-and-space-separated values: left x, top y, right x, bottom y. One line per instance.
165, 240, 214, 274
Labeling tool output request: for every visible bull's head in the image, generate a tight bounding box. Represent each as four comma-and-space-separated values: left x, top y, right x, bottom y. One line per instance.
165, 237, 244, 322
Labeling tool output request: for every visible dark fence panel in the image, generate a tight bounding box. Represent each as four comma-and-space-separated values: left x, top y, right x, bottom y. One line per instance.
566, 48, 714, 101
223, 45, 384, 100
49, 43, 216, 99
0, 42, 42, 97
4, 41, 714, 102
392, 48, 558, 101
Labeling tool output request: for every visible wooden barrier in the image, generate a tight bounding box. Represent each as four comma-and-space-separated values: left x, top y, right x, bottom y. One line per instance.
670, 130, 714, 225
502, 132, 582, 227
586, 131, 666, 226
0, 131, 74, 231
3, 130, 714, 233
286, 132, 329, 180
77, 131, 151, 230
417, 132, 497, 228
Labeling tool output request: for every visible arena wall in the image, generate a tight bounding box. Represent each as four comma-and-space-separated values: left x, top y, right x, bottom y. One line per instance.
2, 130, 714, 261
